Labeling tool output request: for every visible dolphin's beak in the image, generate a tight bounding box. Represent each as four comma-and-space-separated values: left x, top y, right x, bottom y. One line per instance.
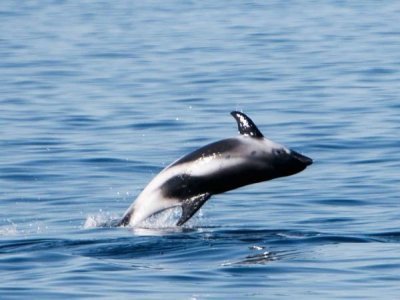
290, 150, 313, 166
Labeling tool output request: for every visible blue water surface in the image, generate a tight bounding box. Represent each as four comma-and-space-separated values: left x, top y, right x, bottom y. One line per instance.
1, 1, 400, 299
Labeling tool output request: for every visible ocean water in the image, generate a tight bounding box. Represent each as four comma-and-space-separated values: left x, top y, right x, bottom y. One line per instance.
1, 1, 400, 299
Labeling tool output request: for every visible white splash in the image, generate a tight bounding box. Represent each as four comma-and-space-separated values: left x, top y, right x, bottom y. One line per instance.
84, 210, 120, 229
84, 207, 207, 232
0, 223, 18, 236
128, 207, 207, 236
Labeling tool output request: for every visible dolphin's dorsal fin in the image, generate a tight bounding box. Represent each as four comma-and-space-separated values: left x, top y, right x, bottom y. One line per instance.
177, 193, 211, 226
230, 111, 264, 138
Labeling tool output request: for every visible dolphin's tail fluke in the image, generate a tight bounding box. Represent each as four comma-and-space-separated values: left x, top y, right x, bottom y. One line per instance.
117, 208, 134, 227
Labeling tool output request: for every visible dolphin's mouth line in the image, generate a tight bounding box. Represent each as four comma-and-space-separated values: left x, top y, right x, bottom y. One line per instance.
290, 150, 313, 166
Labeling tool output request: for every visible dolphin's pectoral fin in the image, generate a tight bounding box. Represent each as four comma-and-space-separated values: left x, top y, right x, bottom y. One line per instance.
230, 111, 264, 138
177, 193, 211, 226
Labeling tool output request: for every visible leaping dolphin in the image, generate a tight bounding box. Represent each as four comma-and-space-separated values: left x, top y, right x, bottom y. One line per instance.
119, 111, 312, 227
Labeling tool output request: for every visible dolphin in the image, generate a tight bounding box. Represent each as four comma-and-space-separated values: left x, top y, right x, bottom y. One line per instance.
118, 111, 312, 227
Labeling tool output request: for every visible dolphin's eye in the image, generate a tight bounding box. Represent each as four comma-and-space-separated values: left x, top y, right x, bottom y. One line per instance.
273, 149, 285, 155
